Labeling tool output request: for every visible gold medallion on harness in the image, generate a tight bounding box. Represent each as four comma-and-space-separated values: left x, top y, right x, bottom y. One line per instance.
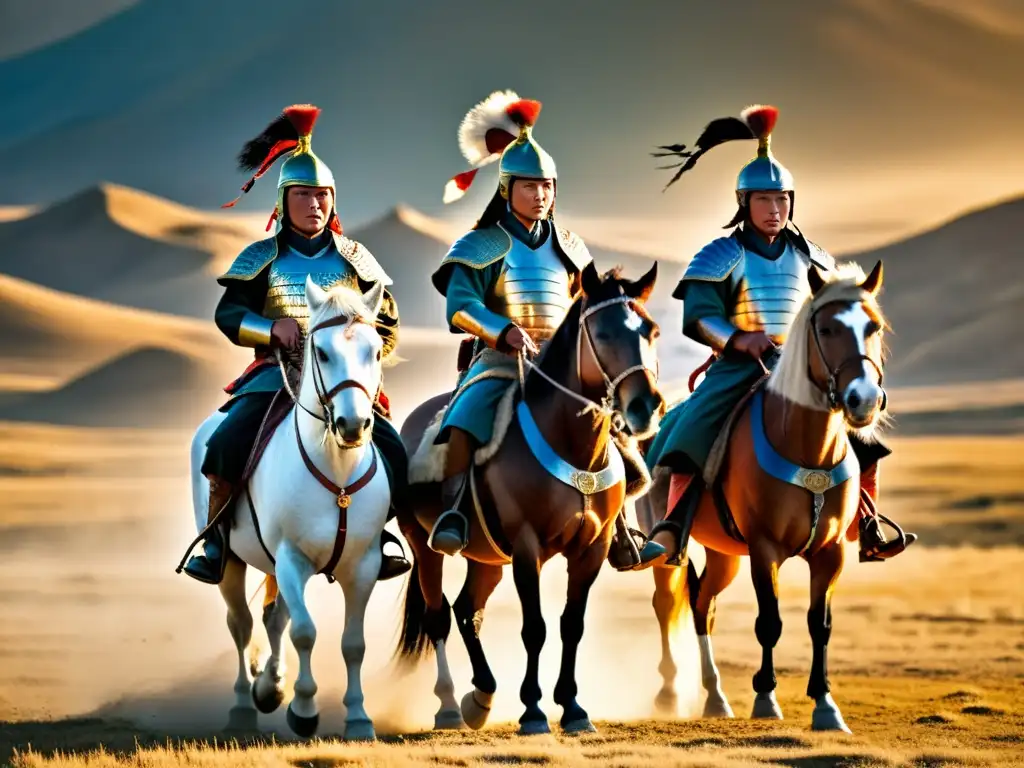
572, 471, 598, 495
337, 492, 351, 508
802, 471, 831, 494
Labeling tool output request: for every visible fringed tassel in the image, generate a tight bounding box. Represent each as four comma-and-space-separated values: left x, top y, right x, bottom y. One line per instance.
265, 209, 279, 232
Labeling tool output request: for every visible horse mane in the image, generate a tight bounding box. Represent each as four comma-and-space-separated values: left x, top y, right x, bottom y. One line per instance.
765, 261, 890, 439
309, 284, 376, 330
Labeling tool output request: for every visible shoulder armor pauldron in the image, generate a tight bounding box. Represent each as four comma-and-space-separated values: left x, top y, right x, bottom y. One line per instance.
683, 235, 744, 282
802, 237, 835, 272
219, 237, 278, 281
333, 233, 391, 285
554, 226, 593, 272
440, 225, 513, 271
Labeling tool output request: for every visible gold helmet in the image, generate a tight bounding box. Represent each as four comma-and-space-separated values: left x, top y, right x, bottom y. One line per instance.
222, 103, 341, 233
442, 90, 556, 204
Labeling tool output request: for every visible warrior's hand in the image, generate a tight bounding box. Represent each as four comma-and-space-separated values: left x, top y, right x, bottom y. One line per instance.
730, 331, 776, 361
501, 325, 539, 357
270, 318, 302, 351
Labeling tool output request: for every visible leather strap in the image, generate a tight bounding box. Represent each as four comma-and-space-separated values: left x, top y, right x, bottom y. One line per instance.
294, 410, 379, 578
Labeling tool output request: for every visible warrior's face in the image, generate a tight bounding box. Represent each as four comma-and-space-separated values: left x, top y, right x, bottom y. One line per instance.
286, 185, 334, 236
747, 190, 790, 239
509, 178, 555, 224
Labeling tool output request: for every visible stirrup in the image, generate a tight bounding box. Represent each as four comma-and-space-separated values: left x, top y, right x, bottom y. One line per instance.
860, 513, 916, 562
428, 509, 469, 555
648, 519, 686, 567
608, 525, 648, 571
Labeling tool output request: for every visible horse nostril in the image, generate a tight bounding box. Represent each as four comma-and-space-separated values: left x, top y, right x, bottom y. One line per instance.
847, 391, 862, 410
362, 418, 372, 431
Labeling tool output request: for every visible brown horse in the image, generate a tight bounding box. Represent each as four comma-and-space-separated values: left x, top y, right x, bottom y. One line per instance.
637, 260, 891, 734
395, 263, 665, 735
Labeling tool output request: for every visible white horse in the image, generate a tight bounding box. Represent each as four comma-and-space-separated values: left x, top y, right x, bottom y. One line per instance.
188, 277, 391, 741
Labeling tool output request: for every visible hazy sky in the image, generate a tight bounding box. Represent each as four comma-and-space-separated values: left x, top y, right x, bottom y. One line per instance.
2, 0, 1022, 258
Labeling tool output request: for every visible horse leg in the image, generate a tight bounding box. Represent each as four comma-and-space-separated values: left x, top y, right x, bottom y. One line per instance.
513, 528, 549, 735
807, 542, 852, 733
694, 550, 741, 718
553, 541, 604, 734
251, 588, 290, 714
218, 557, 258, 731
338, 543, 381, 742
749, 539, 786, 720
274, 540, 320, 738
453, 561, 504, 730
651, 564, 687, 716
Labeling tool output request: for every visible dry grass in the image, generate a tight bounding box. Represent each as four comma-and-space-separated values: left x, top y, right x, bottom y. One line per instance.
0, 426, 1021, 767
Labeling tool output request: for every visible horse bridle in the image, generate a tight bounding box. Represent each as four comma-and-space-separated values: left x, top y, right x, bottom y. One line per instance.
280, 314, 376, 440
576, 295, 659, 426
807, 304, 887, 413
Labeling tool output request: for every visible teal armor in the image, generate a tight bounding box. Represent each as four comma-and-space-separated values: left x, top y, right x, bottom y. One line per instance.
645, 103, 916, 565
182, 103, 411, 585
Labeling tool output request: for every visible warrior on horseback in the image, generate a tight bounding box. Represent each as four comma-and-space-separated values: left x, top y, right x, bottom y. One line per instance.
427, 90, 665, 570
180, 103, 410, 585
643, 104, 917, 568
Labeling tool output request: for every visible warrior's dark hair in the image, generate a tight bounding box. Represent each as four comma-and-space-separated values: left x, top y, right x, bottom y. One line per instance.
473, 178, 557, 230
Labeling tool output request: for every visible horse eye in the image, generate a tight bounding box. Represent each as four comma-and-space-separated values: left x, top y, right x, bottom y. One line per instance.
316, 347, 329, 363
818, 325, 833, 337
375, 349, 382, 362
866, 321, 881, 336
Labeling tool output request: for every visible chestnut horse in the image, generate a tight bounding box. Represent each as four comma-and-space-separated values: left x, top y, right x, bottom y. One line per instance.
638, 260, 890, 734
395, 263, 664, 735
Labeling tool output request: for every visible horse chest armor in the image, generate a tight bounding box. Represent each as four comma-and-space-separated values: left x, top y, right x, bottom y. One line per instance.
728, 244, 811, 343
263, 244, 360, 332
488, 235, 572, 344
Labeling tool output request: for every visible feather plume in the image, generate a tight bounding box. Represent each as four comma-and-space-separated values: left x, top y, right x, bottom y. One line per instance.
443, 169, 479, 204
740, 104, 779, 139
457, 90, 521, 167
284, 104, 321, 137
506, 98, 542, 127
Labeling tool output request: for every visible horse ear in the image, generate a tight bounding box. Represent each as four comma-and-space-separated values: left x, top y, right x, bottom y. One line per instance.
580, 260, 601, 296
625, 262, 658, 303
860, 260, 883, 296
807, 264, 827, 295
363, 281, 385, 317
305, 275, 328, 311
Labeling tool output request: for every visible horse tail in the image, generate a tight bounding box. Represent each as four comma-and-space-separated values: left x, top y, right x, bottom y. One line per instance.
396, 560, 432, 662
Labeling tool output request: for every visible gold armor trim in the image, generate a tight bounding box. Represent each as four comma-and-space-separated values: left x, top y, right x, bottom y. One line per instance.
263, 242, 361, 332
451, 308, 510, 348
219, 232, 391, 285
487, 234, 573, 344
693, 317, 739, 352
237, 312, 275, 347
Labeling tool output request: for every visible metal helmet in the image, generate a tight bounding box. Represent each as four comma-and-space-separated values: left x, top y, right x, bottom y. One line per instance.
654, 104, 794, 204
223, 103, 340, 233
442, 90, 556, 204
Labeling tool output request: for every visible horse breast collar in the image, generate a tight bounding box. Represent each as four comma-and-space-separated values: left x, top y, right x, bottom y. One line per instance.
516, 399, 625, 495
750, 388, 860, 555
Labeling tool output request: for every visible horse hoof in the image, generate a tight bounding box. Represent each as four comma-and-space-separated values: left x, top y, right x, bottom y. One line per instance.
811, 694, 852, 734
751, 692, 783, 720
460, 690, 492, 731
654, 688, 678, 716
703, 695, 735, 719
434, 708, 466, 730
251, 678, 285, 714
286, 704, 320, 738
518, 719, 551, 736
225, 706, 257, 732
561, 718, 597, 734
344, 718, 377, 742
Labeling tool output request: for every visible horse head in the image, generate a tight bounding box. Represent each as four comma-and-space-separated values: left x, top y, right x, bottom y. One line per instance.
301, 276, 386, 448
804, 260, 888, 430
577, 261, 665, 439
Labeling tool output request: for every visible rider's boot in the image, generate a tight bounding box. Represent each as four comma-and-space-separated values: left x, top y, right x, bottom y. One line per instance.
377, 528, 412, 581
428, 428, 472, 556
642, 470, 700, 568
183, 475, 235, 584
858, 462, 917, 562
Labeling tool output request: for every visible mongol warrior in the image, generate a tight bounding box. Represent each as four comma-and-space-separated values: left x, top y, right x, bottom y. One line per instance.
643, 105, 917, 565
181, 104, 411, 584
427, 90, 665, 570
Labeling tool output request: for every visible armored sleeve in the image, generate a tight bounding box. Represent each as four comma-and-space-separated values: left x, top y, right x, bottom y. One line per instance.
678, 279, 739, 353
444, 263, 512, 349
214, 266, 274, 348
375, 286, 400, 359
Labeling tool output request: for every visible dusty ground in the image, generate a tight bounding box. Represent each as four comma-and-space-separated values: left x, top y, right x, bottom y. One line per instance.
0, 423, 1021, 766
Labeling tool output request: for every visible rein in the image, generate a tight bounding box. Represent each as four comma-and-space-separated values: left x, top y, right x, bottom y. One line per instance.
518, 295, 656, 432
